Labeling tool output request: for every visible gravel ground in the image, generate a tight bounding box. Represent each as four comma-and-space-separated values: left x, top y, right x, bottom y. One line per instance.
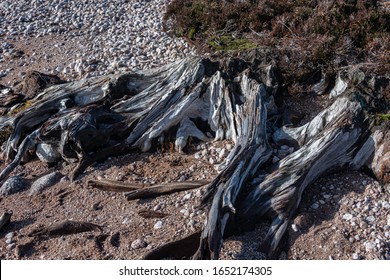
0, 0, 195, 84
0, 0, 389, 260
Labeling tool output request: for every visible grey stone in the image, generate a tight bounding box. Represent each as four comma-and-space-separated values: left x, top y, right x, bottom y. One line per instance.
311, 202, 319, 209
131, 239, 146, 249
365, 215, 375, 225
0, 176, 29, 196
36, 143, 61, 163
30, 171, 63, 195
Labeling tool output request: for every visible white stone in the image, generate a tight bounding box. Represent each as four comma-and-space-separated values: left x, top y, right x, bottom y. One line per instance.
352, 253, 360, 260
182, 193, 192, 201
291, 224, 299, 232
365, 216, 375, 224
342, 213, 353, 221
364, 242, 376, 252
154, 220, 163, 230
5, 232, 14, 240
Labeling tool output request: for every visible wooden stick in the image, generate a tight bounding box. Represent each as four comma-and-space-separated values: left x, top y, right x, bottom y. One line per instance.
125, 180, 210, 200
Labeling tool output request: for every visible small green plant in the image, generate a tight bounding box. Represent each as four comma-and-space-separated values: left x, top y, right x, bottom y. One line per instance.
208, 36, 256, 51
8, 100, 33, 116
376, 113, 390, 124
188, 27, 197, 40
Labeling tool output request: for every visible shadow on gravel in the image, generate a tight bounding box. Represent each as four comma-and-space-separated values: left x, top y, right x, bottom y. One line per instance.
0, 217, 37, 238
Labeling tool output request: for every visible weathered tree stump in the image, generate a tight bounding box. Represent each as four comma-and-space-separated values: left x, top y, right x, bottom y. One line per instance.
0, 56, 388, 259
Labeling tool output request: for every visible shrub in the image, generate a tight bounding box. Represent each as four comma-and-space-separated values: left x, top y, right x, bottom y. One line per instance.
165, 0, 390, 85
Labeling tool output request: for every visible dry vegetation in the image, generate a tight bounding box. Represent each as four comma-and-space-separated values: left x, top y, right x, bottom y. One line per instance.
165, 0, 390, 91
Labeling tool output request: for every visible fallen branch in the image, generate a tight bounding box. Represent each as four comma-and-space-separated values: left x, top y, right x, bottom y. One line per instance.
28, 220, 102, 237
87, 178, 144, 192
125, 180, 210, 201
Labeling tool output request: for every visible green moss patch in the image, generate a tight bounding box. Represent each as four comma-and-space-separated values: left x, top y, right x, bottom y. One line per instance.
208, 36, 256, 51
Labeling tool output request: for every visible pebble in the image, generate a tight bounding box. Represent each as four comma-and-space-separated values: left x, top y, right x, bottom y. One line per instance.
5, 238, 14, 244
291, 224, 299, 232
122, 217, 131, 225
153, 203, 163, 211
311, 202, 319, 209
364, 241, 376, 252
218, 148, 228, 158
131, 239, 147, 249
6, 243, 16, 251
5, 232, 14, 240
352, 253, 360, 260
154, 220, 163, 230
29, 171, 63, 195
365, 215, 375, 224
382, 201, 390, 209
342, 213, 353, 221
187, 219, 195, 228
226, 143, 233, 150
0, 175, 29, 196
182, 193, 192, 201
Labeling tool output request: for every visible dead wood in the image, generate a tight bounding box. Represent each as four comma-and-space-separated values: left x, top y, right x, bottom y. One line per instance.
0, 56, 388, 260
124, 180, 210, 200
193, 73, 273, 260
0, 211, 12, 231
87, 178, 144, 192
28, 220, 102, 237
